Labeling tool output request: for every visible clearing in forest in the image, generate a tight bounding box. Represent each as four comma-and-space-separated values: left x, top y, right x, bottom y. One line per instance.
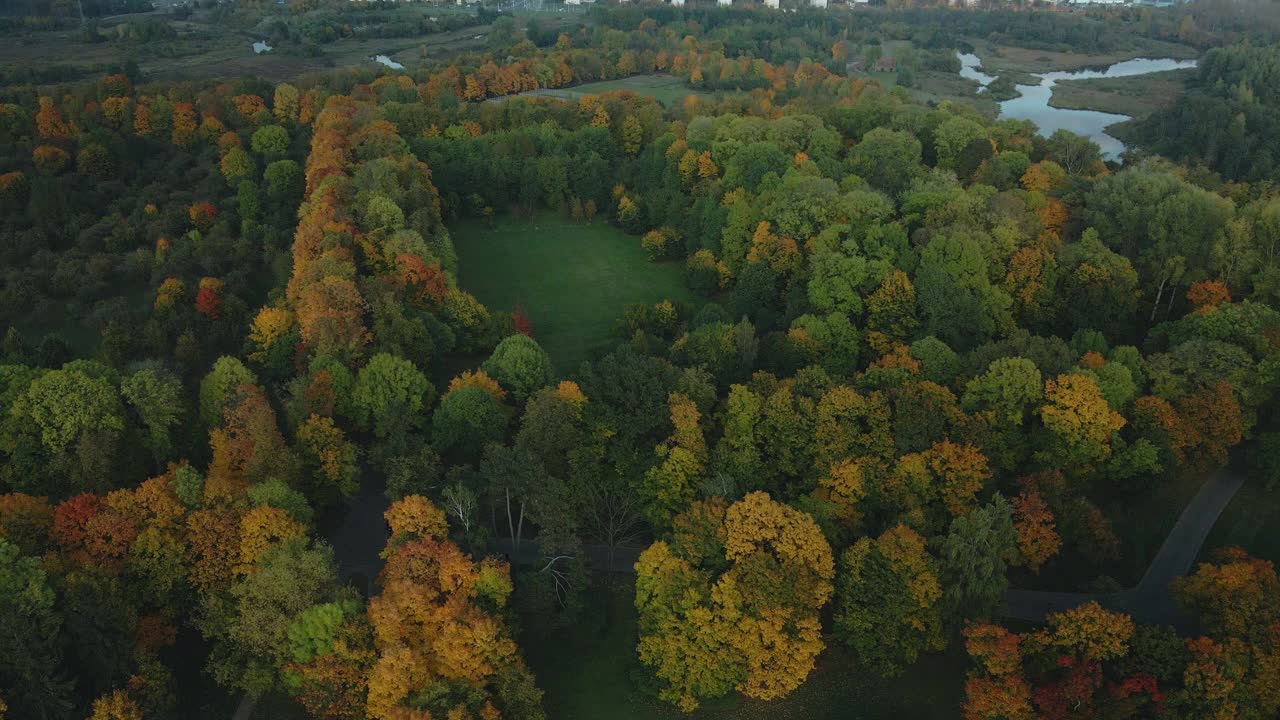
453, 213, 696, 371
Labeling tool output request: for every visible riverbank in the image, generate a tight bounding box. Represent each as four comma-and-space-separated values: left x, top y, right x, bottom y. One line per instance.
965, 37, 1199, 75
957, 51, 1198, 159
1049, 67, 1196, 118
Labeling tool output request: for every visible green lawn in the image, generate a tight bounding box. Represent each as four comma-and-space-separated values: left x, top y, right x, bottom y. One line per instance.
1201, 476, 1280, 565
452, 214, 696, 372
525, 580, 964, 720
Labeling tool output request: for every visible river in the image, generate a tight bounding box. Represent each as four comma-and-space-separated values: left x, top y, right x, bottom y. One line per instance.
957, 52, 1198, 160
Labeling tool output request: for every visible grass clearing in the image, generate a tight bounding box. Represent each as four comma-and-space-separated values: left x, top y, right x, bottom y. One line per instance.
452, 213, 695, 372
1049, 68, 1195, 118
526, 579, 964, 720
1201, 476, 1280, 565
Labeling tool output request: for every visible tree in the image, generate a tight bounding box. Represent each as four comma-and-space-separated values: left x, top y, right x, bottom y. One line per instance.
1173, 547, 1279, 642
635, 493, 834, 711
217, 540, 340, 694
431, 386, 509, 462
849, 128, 922, 196
198, 357, 257, 428
1037, 373, 1126, 468
88, 690, 142, 720
273, 83, 300, 124
834, 524, 944, 677
1044, 601, 1134, 662
621, 115, 643, 156
482, 334, 554, 402
121, 368, 184, 463
865, 270, 919, 354
883, 440, 991, 531
934, 116, 988, 171
1044, 129, 1102, 175
250, 125, 289, 159
296, 415, 359, 505
640, 393, 706, 529
0, 540, 72, 720
962, 623, 1035, 720
14, 368, 124, 455
220, 147, 256, 185
283, 600, 374, 720
367, 496, 541, 720
935, 495, 1016, 624
352, 353, 433, 441
1012, 491, 1060, 573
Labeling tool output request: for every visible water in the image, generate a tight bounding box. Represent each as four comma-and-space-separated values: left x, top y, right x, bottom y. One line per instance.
372, 54, 405, 70
957, 52, 1197, 160
957, 52, 995, 90
251, 41, 272, 54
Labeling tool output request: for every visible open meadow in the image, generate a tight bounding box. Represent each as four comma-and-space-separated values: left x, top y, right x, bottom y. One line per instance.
453, 213, 695, 371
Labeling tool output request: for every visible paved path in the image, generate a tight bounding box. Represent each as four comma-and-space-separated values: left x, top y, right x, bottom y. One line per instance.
1001, 467, 1245, 627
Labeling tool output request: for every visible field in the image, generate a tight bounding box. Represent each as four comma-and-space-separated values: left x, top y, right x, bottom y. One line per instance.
1049, 68, 1195, 118
527, 580, 964, 720
493, 74, 723, 106
452, 214, 696, 371
0, 7, 581, 83
967, 38, 1199, 75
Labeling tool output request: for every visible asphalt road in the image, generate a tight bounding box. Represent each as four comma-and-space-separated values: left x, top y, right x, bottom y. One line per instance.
1000, 467, 1245, 627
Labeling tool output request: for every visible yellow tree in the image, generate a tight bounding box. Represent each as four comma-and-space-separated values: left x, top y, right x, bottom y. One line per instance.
365, 496, 539, 720
635, 492, 834, 711
639, 393, 706, 529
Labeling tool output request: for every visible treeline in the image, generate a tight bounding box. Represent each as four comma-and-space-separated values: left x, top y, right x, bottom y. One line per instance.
1139, 43, 1280, 182
1, 5, 1280, 719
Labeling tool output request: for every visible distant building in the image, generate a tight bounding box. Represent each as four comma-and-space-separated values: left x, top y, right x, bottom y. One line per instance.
811, 0, 827, 7
764, 0, 779, 7
873, 56, 896, 72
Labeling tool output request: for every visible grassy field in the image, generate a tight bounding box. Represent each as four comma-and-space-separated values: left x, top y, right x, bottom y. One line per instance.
1049, 68, 1196, 118
526, 580, 965, 720
495, 74, 723, 107
452, 213, 695, 372
1201, 476, 1280, 565
967, 38, 1199, 75
0, 7, 582, 83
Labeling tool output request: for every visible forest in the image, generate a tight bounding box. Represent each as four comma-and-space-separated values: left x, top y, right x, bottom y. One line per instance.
0, 2, 1279, 720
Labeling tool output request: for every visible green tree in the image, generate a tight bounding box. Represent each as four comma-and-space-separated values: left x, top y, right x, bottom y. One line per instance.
199, 357, 258, 428
849, 128, 922, 197
250, 124, 289, 159
0, 539, 73, 720
431, 386, 508, 462
835, 525, 944, 677
935, 495, 1016, 625
214, 540, 341, 694
482, 334, 554, 402
121, 368, 184, 462
16, 368, 121, 454
933, 116, 987, 172
351, 353, 433, 442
